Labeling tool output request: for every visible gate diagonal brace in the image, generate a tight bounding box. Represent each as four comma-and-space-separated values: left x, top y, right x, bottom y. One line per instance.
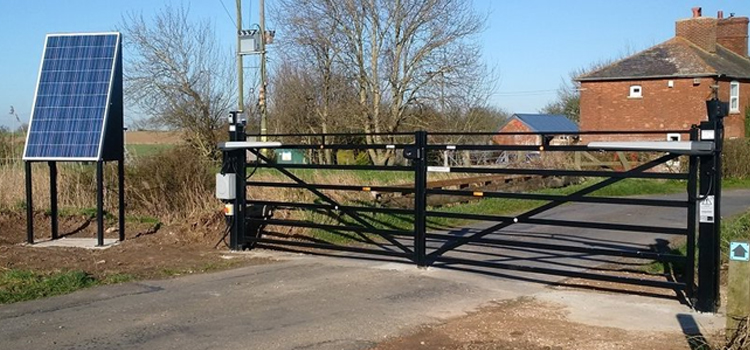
247, 149, 414, 256
427, 153, 680, 260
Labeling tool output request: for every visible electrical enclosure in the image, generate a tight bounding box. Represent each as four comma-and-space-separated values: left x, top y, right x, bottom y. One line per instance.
216, 173, 236, 200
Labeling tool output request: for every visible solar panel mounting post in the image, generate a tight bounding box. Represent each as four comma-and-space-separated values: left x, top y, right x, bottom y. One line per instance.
96, 161, 104, 247
49, 162, 58, 240
25, 162, 33, 245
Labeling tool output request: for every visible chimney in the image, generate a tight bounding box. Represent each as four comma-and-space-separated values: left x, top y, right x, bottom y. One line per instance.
717, 16, 749, 57
676, 7, 717, 53
718, 11, 723, 20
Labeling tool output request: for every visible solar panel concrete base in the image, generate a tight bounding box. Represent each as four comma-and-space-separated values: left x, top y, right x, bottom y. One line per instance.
28, 238, 119, 250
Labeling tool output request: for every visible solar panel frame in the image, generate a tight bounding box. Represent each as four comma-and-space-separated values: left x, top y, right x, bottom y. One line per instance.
23, 32, 122, 162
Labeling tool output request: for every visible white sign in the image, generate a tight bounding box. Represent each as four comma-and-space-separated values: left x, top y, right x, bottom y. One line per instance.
730, 242, 750, 262
699, 195, 715, 223
281, 151, 292, 161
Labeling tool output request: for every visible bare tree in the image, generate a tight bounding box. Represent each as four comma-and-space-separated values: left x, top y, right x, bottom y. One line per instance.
275, 0, 491, 165
121, 5, 234, 159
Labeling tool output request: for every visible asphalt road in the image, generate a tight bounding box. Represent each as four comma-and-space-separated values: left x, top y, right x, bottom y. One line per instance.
2, 189, 749, 350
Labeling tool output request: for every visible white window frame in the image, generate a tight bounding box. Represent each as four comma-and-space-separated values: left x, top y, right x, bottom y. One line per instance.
629, 85, 642, 98
730, 81, 740, 113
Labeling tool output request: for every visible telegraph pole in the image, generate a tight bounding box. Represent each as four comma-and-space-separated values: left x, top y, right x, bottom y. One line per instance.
259, 0, 268, 142
236, 0, 244, 111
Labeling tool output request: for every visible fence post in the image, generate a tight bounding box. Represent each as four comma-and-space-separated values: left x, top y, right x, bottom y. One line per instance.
696, 99, 725, 312
414, 130, 428, 267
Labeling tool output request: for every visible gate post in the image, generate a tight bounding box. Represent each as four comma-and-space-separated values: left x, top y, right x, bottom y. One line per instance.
229, 112, 247, 250
414, 131, 428, 267
685, 126, 699, 300
695, 99, 725, 312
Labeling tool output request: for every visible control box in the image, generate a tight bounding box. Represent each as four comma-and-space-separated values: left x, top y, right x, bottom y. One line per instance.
216, 173, 236, 200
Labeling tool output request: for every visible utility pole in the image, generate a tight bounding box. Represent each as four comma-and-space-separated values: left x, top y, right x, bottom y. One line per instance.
236, 0, 244, 111
259, 0, 268, 143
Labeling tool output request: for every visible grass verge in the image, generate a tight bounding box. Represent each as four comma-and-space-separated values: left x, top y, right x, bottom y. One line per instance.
0, 269, 134, 304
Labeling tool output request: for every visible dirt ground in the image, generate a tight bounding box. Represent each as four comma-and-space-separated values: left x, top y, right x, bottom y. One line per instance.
0, 211, 268, 280
370, 296, 718, 350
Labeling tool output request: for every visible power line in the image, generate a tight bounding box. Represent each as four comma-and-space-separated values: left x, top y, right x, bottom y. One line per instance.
217, 0, 236, 26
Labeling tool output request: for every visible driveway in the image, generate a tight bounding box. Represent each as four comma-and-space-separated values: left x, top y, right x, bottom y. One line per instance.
1, 189, 748, 350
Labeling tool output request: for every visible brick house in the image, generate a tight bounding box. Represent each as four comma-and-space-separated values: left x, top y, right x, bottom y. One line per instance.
493, 113, 579, 145
577, 7, 750, 141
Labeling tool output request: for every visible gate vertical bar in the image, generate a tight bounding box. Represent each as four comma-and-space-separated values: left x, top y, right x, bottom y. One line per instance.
25, 161, 34, 244
96, 160, 104, 247
49, 161, 58, 240
685, 127, 698, 299
414, 131, 428, 267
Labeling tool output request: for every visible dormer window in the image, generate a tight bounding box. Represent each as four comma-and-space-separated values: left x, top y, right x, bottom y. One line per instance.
730, 81, 740, 113
629, 85, 642, 98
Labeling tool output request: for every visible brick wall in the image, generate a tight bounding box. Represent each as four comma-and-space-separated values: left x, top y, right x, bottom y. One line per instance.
493, 119, 538, 145
676, 17, 718, 52
580, 78, 712, 142
580, 78, 749, 141
717, 17, 749, 57
718, 79, 750, 139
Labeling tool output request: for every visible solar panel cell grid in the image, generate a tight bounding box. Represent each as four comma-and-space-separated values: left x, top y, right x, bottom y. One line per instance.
23, 33, 119, 160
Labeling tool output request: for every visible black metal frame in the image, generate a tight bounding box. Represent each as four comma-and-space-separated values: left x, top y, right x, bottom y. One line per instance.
224, 103, 724, 312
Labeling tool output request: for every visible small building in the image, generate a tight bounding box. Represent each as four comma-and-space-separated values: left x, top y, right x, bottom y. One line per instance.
577, 7, 750, 141
493, 113, 579, 146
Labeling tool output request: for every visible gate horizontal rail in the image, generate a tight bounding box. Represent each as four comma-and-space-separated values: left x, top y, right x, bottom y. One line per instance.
425, 233, 687, 263
426, 189, 688, 207
425, 211, 688, 235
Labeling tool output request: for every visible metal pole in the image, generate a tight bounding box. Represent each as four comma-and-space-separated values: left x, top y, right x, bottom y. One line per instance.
259, 0, 268, 143
96, 161, 104, 247
236, 0, 244, 111
49, 161, 58, 240
685, 127, 698, 299
230, 119, 247, 250
25, 161, 34, 244
118, 158, 125, 241
414, 131, 428, 267
695, 100, 724, 312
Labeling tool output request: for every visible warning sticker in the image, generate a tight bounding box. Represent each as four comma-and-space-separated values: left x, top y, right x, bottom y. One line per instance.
699, 195, 715, 223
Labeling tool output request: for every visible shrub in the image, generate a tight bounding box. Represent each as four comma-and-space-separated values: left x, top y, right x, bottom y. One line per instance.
723, 138, 750, 179
125, 146, 219, 222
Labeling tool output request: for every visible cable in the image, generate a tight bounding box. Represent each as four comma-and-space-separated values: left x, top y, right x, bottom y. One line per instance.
217, 0, 236, 26
214, 215, 234, 249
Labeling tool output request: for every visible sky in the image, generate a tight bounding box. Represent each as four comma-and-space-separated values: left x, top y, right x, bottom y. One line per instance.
0, 0, 747, 129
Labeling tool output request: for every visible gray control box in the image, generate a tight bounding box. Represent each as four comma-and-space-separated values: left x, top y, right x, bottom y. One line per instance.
215, 173, 236, 200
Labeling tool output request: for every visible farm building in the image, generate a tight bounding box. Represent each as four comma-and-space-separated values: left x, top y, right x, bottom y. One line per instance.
492, 113, 579, 146
577, 7, 750, 141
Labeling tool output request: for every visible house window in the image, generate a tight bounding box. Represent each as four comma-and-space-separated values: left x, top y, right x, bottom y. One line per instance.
629, 85, 642, 98
730, 81, 740, 113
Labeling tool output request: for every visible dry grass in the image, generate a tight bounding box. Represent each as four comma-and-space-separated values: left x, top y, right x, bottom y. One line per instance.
724, 139, 750, 179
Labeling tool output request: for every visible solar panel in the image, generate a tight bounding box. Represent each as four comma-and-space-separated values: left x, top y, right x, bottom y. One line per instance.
23, 33, 121, 161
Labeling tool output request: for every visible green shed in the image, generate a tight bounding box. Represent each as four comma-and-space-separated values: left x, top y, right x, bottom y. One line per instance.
275, 148, 307, 164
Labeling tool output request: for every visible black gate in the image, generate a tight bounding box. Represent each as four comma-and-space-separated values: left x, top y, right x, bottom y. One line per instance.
219, 101, 726, 312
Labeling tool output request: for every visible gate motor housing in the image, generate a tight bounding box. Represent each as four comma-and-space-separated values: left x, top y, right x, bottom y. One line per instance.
216, 173, 236, 200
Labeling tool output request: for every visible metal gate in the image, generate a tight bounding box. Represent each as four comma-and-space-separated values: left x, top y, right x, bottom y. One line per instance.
219, 101, 726, 312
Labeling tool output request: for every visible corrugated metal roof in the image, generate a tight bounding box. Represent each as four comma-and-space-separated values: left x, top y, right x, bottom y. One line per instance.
510, 114, 579, 133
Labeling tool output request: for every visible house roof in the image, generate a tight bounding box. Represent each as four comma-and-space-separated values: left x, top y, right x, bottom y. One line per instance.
504, 114, 579, 133
577, 37, 750, 81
